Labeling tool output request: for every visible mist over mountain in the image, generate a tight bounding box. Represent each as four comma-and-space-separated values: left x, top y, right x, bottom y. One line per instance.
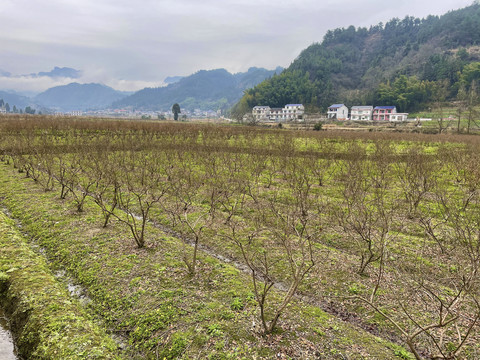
34, 83, 127, 111
35, 67, 82, 79
232, 3, 480, 118
113, 67, 283, 112
0, 66, 282, 113
0, 66, 81, 79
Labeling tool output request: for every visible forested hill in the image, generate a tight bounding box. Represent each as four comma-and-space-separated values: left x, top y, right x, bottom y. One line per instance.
112, 67, 282, 112
232, 3, 480, 118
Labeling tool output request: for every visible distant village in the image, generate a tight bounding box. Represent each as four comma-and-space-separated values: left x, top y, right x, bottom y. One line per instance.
2, 98, 433, 123
0, 100, 222, 120
250, 103, 423, 122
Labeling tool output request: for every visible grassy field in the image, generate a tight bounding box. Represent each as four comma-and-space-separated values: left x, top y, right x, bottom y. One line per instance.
0, 115, 479, 359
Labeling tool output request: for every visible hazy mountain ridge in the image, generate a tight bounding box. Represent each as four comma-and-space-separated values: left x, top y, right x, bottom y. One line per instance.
232, 3, 480, 117
0, 67, 282, 113
0, 91, 33, 109
34, 83, 127, 111
0, 66, 82, 79
113, 67, 283, 112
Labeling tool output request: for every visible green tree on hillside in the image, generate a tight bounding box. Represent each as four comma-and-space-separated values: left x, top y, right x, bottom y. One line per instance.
374, 75, 434, 112
432, 79, 449, 133
460, 62, 480, 88
232, 3, 480, 116
466, 80, 479, 133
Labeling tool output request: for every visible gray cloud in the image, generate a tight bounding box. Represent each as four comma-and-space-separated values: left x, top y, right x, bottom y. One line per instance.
0, 0, 473, 92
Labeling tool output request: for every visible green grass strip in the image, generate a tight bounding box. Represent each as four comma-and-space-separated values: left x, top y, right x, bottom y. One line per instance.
0, 211, 121, 359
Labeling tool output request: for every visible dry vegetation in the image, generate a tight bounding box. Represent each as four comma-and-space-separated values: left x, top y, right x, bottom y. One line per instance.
0, 114, 480, 359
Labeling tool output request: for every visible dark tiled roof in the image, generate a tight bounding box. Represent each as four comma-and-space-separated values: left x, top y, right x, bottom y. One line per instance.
374, 106, 396, 110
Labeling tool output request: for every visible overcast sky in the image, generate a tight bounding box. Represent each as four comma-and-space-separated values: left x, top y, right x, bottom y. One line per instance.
0, 0, 474, 93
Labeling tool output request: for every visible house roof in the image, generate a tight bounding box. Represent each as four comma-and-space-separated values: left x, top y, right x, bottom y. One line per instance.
329, 104, 345, 108
374, 106, 396, 110
351, 106, 373, 110
285, 104, 303, 107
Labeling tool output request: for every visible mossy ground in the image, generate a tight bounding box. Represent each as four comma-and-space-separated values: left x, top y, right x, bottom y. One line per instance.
0, 211, 120, 359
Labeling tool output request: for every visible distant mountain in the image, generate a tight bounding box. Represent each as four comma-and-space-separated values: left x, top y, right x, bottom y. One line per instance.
35, 83, 127, 111
0, 91, 33, 109
232, 3, 480, 117
35, 67, 81, 79
113, 67, 282, 112
0, 66, 81, 79
164, 76, 184, 85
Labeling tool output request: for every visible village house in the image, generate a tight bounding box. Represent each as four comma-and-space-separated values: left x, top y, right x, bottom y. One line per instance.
350, 106, 373, 121
389, 113, 409, 121
373, 106, 396, 121
269, 108, 284, 121
283, 104, 304, 120
327, 104, 348, 120
252, 106, 271, 121
252, 104, 304, 122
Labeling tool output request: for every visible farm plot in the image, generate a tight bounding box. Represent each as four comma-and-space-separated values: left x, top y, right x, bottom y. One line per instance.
0, 115, 479, 359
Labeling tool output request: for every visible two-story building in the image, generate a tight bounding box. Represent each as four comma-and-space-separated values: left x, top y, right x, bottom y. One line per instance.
350, 106, 373, 121
373, 106, 397, 121
252, 104, 304, 122
327, 104, 349, 120
252, 106, 271, 121
283, 104, 304, 120
269, 108, 284, 121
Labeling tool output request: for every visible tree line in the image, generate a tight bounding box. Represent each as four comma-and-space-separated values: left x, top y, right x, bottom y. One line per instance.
0, 99, 36, 114
231, 3, 480, 118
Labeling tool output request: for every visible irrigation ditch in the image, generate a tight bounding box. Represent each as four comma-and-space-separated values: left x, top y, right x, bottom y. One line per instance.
0, 208, 120, 359
0, 306, 18, 360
